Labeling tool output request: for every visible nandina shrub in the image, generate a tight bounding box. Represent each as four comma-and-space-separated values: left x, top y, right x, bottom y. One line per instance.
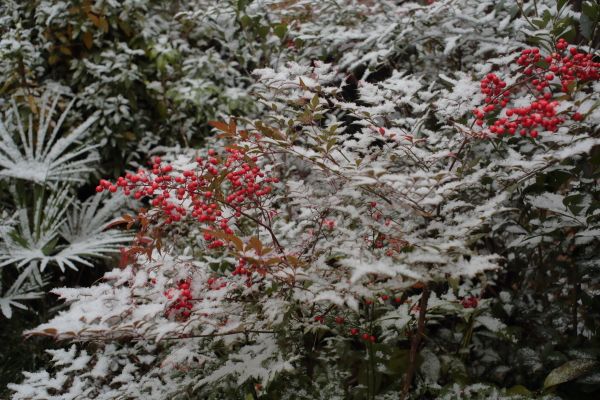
7, 1, 600, 399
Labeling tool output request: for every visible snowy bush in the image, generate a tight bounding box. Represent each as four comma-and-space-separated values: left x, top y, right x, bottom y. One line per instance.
3, 0, 600, 399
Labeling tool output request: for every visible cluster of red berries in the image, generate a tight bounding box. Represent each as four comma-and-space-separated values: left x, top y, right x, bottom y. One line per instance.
478, 98, 564, 138
96, 148, 278, 249
231, 257, 273, 287
165, 280, 193, 319
232, 258, 250, 276
349, 328, 377, 343
311, 312, 377, 342
313, 315, 346, 324
380, 294, 402, 303
473, 40, 599, 138
479, 73, 509, 110
461, 296, 478, 309
540, 39, 599, 92
206, 277, 227, 290
312, 313, 377, 341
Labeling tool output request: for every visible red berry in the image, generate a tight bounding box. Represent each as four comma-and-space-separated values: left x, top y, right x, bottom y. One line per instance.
461, 296, 478, 309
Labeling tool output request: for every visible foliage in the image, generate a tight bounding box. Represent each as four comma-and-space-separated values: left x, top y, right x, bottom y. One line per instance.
0, 93, 130, 317
2, 0, 600, 399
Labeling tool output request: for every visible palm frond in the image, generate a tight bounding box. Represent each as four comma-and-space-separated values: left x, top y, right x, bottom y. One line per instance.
0, 263, 46, 318
0, 189, 131, 272
0, 92, 100, 184
57, 192, 132, 269
0, 188, 72, 271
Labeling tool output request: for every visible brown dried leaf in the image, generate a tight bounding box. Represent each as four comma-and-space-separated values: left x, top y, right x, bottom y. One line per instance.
82, 31, 93, 49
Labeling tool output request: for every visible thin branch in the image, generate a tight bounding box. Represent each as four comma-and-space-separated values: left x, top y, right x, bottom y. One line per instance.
47, 329, 278, 344
401, 285, 430, 400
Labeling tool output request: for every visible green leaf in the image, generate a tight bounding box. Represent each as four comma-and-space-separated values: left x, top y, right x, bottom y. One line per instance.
507, 385, 532, 396
237, 0, 248, 12
447, 276, 459, 294
580, 14, 594, 39
386, 349, 410, 375
557, 0, 569, 12
41, 236, 59, 256
580, 1, 599, 39
273, 23, 287, 39
554, 18, 577, 43
8, 231, 29, 249
583, 0, 600, 20
257, 25, 270, 39
240, 15, 252, 29
543, 359, 598, 389
310, 94, 319, 109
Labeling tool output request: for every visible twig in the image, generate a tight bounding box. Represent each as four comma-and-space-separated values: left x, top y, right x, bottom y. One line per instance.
401, 285, 430, 399
448, 137, 468, 171
44, 329, 277, 344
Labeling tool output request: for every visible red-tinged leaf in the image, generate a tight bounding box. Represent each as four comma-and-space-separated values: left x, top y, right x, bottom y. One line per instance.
128, 246, 146, 254
286, 255, 300, 267
105, 218, 131, 229
137, 237, 153, 245
264, 257, 281, 266
43, 328, 58, 336
88, 12, 100, 27
256, 123, 285, 141
299, 77, 308, 90
82, 31, 93, 49
228, 118, 237, 134
119, 247, 131, 268
208, 120, 231, 133
98, 16, 109, 33
247, 236, 263, 255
